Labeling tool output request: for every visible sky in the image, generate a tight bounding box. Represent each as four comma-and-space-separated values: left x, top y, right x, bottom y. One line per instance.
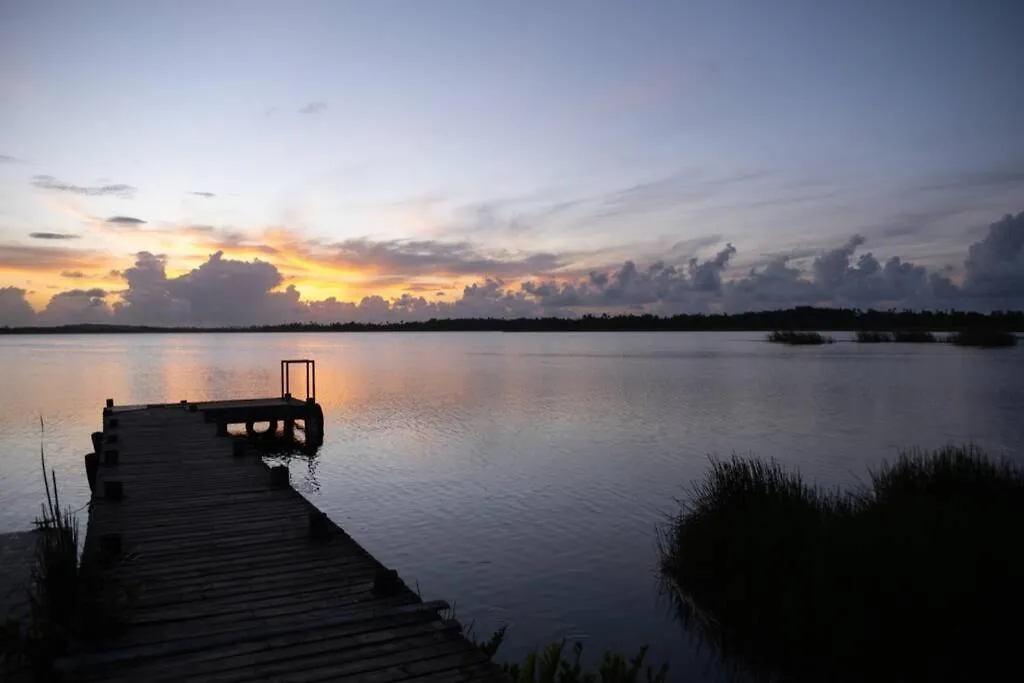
1, 0, 1023, 326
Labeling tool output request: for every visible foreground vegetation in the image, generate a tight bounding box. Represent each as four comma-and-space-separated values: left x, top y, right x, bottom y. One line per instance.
1, 447, 79, 679
477, 628, 668, 683
658, 446, 1024, 682
766, 330, 834, 345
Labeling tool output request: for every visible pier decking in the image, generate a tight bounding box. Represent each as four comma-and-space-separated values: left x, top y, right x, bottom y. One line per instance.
63, 397, 505, 682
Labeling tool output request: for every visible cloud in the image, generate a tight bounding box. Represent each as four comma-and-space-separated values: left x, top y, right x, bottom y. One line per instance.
105, 215, 147, 226
962, 211, 1024, 304
1, 154, 22, 163
37, 288, 111, 325
113, 250, 300, 326
298, 102, 327, 114
60, 270, 85, 279
914, 162, 1024, 194
4, 209, 1024, 327
327, 238, 564, 278
0, 287, 35, 326
31, 175, 136, 198
0, 244, 113, 272
190, 191, 216, 199
29, 232, 81, 240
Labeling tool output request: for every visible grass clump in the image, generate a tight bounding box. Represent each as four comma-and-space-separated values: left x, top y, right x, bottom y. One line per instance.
855, 330, 892, 343
891, 329, 937, 343
658, 446, 1024, 683
856, 330, 938, 343
947, 329, 1018, 347
476, 627, 668, 683
2, 428, 80, 679
766, 330, 834, 345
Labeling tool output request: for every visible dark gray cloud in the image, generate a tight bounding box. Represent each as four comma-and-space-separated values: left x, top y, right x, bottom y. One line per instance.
1, 154, 22, 163
0, 244, 109, 271
30, 232, 81, 240
3, 210, 1023, 327
329, 238, 563, 278
113, 251, 301, 326
0, 287, 35, 326
60, 270, 86, 279
298, 102, 327, 114
190, 191, 216, 199
962, 211, 1024, 305
31, 175, 136, 198
38, 288, 110, 324
105, 215, 146, 226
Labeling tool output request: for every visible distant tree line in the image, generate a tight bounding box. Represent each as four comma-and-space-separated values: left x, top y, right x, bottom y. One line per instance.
2, 307, 1023, 334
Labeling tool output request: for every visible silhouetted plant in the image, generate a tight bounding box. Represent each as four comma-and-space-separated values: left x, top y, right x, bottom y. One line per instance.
658, 446, 1024, 682
476, 627, 668, 683
890, 330, 937, 343
2, 422, 81, 678
855, 330, 892, 342
947, 329, 1017, 347
766, 330, 834, 345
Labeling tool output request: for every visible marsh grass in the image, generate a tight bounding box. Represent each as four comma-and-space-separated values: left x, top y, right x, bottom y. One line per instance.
855, 330, 892, 343
890, 329, 937, 343
766, 331, 834, 345
658, 446, 1024, 682
477, 627, 668, 683
856, 330, 938, 343
449, 596, 669, 682
2, 422, 81, 678
947, 329, 1018, 347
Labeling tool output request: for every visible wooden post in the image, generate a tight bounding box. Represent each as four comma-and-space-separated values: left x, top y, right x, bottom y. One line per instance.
104, 480, 123, 501
91, 431, 103, 455
308, 510, 331, 540
269, 465, 290, 488
84, 452, 98, 492
373, 567, 404, 597
105, 398, 114, 408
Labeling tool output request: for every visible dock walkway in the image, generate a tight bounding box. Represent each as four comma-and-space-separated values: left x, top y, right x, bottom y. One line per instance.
65, 403, 505, 682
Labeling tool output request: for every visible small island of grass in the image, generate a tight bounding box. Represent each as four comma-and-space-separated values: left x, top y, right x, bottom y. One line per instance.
947, 329, 1018, 347
766, 330, 834, 345
856, 330, 938, 343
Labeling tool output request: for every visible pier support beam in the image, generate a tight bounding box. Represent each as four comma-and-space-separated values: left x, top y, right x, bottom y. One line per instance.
269, 465, 290, 488
84, 452, 98, 492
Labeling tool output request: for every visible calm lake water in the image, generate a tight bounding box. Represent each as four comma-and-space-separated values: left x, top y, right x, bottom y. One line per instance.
2, 332, 1023, 680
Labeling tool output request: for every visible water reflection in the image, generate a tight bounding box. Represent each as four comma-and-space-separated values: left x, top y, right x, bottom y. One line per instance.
236, 428, 324, 494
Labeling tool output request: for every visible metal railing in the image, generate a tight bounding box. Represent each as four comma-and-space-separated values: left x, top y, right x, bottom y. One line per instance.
280, 359, 316, 402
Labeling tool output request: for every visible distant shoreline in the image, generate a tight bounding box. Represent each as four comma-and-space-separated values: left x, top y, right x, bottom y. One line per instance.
2, 307, 1022, 334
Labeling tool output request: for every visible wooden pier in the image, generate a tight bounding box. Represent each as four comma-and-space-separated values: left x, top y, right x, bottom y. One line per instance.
62, 367, 506, 682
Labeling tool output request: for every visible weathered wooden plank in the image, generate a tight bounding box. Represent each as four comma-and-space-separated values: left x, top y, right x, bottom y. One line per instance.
278, 642, 485, 683
125, 580, 376, 622
100, 598, 445, 651
146, 632, 476, 683
102, 621, 458, 682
